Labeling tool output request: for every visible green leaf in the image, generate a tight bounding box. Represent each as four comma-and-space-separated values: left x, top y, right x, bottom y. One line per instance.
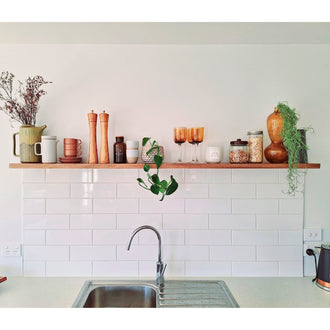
160, 180, 168, 190
142, 137, 151, 147
150, 184, 160, 195
165, 176, 178, 196
143, 164, 150, 172
146, 146, 157, 156
151, 174, 160, 184
154, 154, 163, 169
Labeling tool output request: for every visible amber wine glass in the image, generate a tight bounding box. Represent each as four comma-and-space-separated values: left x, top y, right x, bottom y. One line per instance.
192, 127, 204, 163
187, 128, 196, 162
174, 127, 187, 162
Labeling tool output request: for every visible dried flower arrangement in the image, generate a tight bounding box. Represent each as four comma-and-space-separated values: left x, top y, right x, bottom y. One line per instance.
0, 71, 51, 126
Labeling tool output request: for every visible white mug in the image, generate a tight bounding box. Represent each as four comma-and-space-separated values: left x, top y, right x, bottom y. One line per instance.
34, 136, 58, 163
126, 149, 139, 164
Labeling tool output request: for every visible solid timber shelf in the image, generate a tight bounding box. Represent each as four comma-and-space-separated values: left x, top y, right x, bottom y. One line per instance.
9, 162, 321, 169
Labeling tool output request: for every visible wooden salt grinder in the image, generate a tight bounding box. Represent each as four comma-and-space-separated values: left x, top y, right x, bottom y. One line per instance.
99, 110, 110, 164
88, 110, 98, 164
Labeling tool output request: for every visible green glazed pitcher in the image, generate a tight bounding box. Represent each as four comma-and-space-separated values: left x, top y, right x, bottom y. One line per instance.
13, 124, 47, 163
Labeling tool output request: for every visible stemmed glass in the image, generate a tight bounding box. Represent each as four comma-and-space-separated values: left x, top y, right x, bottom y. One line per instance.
191, 127, 204, 163
187, 128, 195, 162
174, 127, 187, 162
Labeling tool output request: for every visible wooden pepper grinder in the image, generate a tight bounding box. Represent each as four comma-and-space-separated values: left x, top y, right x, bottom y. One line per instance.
99, 110, 110, 164
88, 110, 98, 164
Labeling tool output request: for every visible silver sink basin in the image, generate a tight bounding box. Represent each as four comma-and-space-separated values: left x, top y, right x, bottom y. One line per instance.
83, 285, 157, 308
72, 280, 239, 308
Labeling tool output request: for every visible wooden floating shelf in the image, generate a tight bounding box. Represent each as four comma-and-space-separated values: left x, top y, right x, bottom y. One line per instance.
9, 162, 321, 169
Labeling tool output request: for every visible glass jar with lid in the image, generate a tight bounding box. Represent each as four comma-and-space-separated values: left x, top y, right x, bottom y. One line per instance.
247, 130, 263, 163
229, 139, 248, 163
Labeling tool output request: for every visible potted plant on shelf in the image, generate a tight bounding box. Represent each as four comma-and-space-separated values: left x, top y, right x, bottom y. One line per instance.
137, 137, 178, 201
277, 101, 313, 195
0, 71, 52, 163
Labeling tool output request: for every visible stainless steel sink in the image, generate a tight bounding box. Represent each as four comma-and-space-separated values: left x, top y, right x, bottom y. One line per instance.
72, 280, 239, 308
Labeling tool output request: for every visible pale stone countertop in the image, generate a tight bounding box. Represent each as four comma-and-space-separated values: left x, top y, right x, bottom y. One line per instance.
0, 276, 329, 308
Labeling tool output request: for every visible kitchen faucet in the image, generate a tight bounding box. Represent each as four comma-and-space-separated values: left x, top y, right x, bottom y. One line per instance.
127, 225, 167, 287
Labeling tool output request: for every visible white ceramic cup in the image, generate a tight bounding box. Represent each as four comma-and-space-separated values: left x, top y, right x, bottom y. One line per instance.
126, 140, 139, 149
126, 149, 139, 164
34, 136, 58, 163
205, 146, 221, 163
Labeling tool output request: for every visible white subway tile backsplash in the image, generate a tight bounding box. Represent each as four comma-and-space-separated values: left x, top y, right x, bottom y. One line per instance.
232, 199, 278, 214
70, 246, 116, 261
46, 199, 92, 214
209, 184, 255, 198
70, 214, 116, 229
24, 245, 69, 260
117, 245, 158, 261
257, 246, 302, 261
94, 169, 138, 183
279, 230, 303, 245
256, 184, 303, 199
209, 214, 256, 229
185, 230, 231, 245
279, 199, 304, 214
46, 230, 92, 245
117, 214, 162, 229
23, 261, 45, 276
185, 261, 232, 276
23, 230, 45, 245
93, 230, 131, 245
232, 169, 279, 183
232, 230, 278, 245
93, 199, 138, 213
257, 215, 302, 230
138, 169, 185, 184
164, 245, 209, 261
139, 229, 184, 245
23, 169, 45, 182
46, 169, 92, 182
279, 261, 303, 276
184, 169, 231, 183
185, 199, 231, 214
24, 215, 69, 229
20, 168, 305, 277
210, 246, 256, 261
232, 261, 278, 276
139, 198, 184, 214
23, 199, 45, 214
23, 183, 70, 198
163, 214, 208, 229
46, 261, 92, 276
93, 261, 138, 276
71, 183, 116, 198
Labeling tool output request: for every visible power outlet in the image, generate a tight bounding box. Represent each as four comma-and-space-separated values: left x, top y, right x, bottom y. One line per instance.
303, 242, 322, 256
303, 228, 322, 242
1, 243, 21, 257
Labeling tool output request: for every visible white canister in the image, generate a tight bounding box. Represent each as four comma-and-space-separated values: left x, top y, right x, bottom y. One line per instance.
126, 140, 139, 164
205, 146, 221, 163
34, 136, 58, 163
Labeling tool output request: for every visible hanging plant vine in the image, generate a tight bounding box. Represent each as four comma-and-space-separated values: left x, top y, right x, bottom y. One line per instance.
277, 101, 313, 195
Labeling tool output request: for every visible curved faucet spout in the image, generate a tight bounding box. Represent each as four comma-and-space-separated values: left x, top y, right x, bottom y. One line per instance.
127, 225, 166, 287
127, 225, 162, 262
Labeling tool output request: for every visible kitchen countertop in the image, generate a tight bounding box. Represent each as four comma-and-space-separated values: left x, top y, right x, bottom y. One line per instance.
0, 276, 329, 308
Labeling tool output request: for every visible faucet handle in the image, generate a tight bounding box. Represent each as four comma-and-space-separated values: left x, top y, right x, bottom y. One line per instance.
161, 263, 167, 276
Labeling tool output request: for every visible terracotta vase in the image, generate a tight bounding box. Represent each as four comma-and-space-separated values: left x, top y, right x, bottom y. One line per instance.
264, 107, 288, 163
13, 124, 47, 163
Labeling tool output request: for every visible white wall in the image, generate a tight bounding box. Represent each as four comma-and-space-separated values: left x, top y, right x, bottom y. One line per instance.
0, 43, 329, 276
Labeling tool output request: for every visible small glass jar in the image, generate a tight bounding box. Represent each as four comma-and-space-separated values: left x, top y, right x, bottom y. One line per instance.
247, 130, 263, 163
229, 139, 248, 163
114, 136, 126, 163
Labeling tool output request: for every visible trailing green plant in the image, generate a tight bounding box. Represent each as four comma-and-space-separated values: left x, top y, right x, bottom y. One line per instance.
137, 137, 178, 201
277, 101, 313, 195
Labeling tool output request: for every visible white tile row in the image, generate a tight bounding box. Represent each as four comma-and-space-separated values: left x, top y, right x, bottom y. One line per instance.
22, 260, 303, 277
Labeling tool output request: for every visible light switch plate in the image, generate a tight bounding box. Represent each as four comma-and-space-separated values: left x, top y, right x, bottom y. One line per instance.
1, 243, 21, 257
303, 228, 322, 242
